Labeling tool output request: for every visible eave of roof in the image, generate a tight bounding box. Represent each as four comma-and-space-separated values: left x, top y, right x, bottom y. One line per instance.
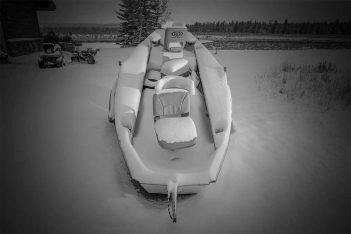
1, 0, 56, 11
33, 0, 56, 11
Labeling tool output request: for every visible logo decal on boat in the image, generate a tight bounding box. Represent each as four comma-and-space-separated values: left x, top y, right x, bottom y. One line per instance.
171, 31, 183, 38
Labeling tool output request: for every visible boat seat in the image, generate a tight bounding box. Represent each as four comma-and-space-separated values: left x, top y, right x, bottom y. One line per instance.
155, 76, 195, 95
153, 77, 197, 150
154, 117, 197, 150
161, 58, 191, 77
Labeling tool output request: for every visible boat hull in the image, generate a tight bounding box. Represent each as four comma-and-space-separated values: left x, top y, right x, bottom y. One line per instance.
109, 27, 233, 195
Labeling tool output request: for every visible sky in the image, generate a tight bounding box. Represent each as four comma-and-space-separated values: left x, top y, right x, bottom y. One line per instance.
37, 0, 351, 25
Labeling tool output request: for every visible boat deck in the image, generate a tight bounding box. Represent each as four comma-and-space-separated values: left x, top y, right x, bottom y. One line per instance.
133, 88, 215, 172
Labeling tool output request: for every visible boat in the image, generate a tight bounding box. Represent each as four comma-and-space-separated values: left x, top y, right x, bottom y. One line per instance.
108, 22, 233, 222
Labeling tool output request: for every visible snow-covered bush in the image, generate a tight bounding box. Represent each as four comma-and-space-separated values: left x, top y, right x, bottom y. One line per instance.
258, 61, 351, 110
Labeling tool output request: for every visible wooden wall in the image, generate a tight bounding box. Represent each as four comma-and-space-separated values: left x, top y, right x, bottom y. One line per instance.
1, 2, 41, 40
0, 1, 43, 56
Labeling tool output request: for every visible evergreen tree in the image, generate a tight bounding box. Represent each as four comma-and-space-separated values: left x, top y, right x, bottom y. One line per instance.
116, 0, 137, 43
159, 0, 171, 25
116, 0, 171, 45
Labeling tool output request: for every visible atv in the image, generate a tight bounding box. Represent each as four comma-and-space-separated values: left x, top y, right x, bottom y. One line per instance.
38, 43, 64, 68
87, 48, 100, 56
71, 50, 95, 64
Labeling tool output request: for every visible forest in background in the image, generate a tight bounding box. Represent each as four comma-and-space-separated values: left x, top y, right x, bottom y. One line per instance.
40, 24, 119, 35
187, 20, 351, 35
41, 20, 351, 36
40, 19, 351, 49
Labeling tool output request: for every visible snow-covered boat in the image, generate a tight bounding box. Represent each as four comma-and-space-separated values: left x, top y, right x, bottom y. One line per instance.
108, 22, 233, 222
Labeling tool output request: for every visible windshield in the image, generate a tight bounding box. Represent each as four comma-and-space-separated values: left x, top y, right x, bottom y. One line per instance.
43, 44, 55, 53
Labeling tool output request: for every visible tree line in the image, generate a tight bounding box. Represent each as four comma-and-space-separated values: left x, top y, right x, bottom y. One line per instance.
41, 26, 119, 35
187, 20, 351, 35
42, 31, 73, 43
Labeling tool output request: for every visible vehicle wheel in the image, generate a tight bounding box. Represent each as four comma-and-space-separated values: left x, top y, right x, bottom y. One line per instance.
1, 56, 8, 64
87, 57, 95, 64
39, 62, 44, 69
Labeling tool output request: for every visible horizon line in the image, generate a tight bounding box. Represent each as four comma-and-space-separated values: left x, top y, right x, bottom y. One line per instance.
40, 18, 351, 27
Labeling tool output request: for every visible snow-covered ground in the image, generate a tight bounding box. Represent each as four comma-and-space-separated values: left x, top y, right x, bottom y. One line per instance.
1, 46, 350, 234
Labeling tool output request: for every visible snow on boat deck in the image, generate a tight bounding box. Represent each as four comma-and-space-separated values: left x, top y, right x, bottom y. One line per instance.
133, 88, 215, 171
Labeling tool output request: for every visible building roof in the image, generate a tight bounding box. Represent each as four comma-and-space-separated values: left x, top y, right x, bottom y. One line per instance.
31, 0, 56, 11
1, 0, 56, 11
